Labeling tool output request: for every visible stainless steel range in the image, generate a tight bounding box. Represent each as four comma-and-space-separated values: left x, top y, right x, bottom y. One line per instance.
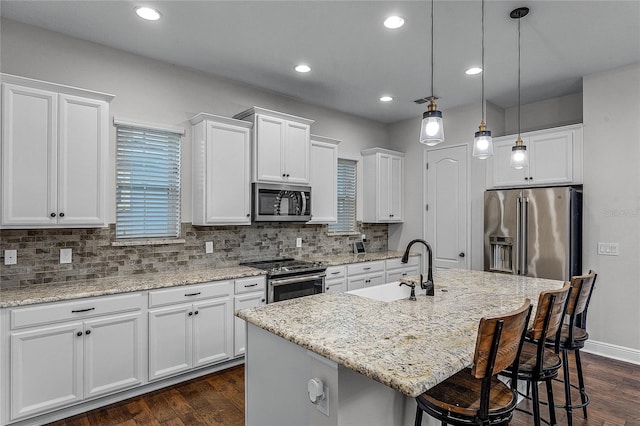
241, 258, 326, 303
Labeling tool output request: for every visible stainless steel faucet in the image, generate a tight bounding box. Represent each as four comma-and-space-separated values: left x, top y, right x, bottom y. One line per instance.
401, 239, 435, 296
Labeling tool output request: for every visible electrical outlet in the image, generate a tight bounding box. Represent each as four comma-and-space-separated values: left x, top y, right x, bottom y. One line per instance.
205, 241, 214, 254
4, 249, 17, 265
296, 237, 302, 248
60, 248, 72, 264
597, 242, 619, 256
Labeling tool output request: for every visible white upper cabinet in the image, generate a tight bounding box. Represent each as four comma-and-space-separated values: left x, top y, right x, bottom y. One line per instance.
234, 107, 314, 184
191, 113, 252, 225
309, 135, 340, 224
486, 124, 583, 188
1, 75, 112, 228
361, 148, 404, 223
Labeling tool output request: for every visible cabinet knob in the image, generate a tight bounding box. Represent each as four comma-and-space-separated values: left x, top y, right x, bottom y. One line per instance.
59, 212, 65, 217
194, 310, 199, 315
286, 174, 290, 177
85, 330, 91, 335
459, 252, 465, 258
188, 312, 193, 316
282, 173, 286, 177
261, 299, 266, 303
390, 214, 394, 217
77, 331, 83, 337
529, 176, 533, 180
50, 213, 56, 218
246, 213, 250, 217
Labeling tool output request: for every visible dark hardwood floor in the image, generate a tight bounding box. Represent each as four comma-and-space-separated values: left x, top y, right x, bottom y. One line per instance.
48, 352, 639, 426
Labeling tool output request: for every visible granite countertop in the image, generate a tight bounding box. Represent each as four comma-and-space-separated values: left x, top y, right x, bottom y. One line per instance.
0, 266, 265, 308
237, 269, 564, 398
0, 250, 410, 308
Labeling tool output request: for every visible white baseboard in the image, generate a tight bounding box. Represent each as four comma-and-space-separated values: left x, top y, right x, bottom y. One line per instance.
583, 339, 640, 365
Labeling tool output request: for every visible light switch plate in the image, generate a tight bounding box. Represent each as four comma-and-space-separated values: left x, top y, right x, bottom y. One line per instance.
205, 241, 214, 254
597, 242, 619, 256
4, 249, 17, 265
60, 248, 72, 264
296, 237, 302, 248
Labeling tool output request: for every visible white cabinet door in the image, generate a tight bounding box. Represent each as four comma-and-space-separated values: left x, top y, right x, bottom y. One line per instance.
83, 313, 143, 399
389, 155, 404, 221
234, 292, 266, 357
309, 136, 339, 223
325, 279, 346, 293
58, 94, 108, 226
256, 115, 286, 183
491, 138, 528, 188
347, 276, 365, 291
193, 297, 233, 367
1, 83, 58, 226
528, 129, 574, 185
283, 121, 310, 184
364, 273, 385, 287
148, 304, 192, 381
205, 119, 251, 224
386, 267, 420, 283
361, 148, 405, 223
10, 322, 83, 420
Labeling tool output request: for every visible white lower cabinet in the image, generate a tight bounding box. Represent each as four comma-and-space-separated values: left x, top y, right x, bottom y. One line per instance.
385, 256, 421, 283
148, 281, 233, 381
324, 265, 347, 293
346, 260, 385, 291
7, 294, 143, 422
233, 276, 266, 357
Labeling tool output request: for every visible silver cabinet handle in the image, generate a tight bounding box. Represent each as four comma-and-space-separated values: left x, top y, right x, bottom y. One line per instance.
244, 283, 258, 288
270, 274, 326, 286
72, 307, 95, 313
185, 292, 201, 297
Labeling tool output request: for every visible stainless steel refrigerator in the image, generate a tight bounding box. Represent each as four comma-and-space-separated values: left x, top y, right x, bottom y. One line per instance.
484, 186, 582, 281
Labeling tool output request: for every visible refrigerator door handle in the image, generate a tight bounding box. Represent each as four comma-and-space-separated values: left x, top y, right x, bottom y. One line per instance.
520, 197, 528, 276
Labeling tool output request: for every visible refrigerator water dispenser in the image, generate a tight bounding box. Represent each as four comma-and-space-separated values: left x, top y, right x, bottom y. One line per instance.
489, 236, 513, 273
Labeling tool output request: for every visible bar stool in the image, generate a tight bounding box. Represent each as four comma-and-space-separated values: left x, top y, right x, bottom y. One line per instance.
502, 282, 572, 426
548, 270, 597, 426
414, 300, 532, 426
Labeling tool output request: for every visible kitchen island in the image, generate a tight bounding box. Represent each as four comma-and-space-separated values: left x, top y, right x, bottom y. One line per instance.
237, 269, 564, 426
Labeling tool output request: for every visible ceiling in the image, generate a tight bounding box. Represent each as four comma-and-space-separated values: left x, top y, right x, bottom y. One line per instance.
2, 1, 639, 123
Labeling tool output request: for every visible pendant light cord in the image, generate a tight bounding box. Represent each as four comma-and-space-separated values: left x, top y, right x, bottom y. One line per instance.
517, 14, 521, 137
481, 0, 485, 121
430, 0, 434, 99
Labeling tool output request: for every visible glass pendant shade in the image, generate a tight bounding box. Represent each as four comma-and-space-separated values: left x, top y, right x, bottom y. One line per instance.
420, 109, 444, 145
510, 141, 527, 169
473, 127, 493, 159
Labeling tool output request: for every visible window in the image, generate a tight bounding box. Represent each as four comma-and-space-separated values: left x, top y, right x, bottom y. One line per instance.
329, 158, 357, 233
115, 122, 182, 239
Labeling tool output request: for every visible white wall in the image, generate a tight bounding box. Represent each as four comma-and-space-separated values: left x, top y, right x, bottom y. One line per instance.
0, 18, 388, 223
504, 92, 583, 134
387, 101, 504, 271
582, 63, 640, 355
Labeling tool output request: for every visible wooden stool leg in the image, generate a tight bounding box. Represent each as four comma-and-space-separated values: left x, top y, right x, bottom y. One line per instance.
574, 349, 588, 418
561, 349, 573, 426
414, 405, 423, 426
546, 378, 557, 426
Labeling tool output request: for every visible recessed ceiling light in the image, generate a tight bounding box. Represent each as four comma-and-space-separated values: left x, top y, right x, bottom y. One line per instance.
379, 96, 393, 102
135, 6, 162, 21
294, 64, 311, 73
384, 16, 405, 29
465, 67, 483, 75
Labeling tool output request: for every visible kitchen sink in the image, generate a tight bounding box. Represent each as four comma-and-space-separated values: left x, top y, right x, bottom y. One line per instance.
347, 282, 414, 302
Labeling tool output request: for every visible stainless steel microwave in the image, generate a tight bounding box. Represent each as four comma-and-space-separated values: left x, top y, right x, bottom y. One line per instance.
253, 183, 312, 222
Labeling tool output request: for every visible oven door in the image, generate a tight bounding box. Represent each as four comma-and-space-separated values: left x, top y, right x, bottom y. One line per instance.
268, 273, 325, 303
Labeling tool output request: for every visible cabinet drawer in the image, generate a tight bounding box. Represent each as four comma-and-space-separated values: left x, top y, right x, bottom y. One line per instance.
385, 256, 420, 270
149, 281, 233, 308
234, 276, 266, 295
10, 293, 143, 330
325, 265, 346, 280
347, 260, 384, 276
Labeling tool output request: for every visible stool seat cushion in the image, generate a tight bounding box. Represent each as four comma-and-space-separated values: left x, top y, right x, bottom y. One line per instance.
418, 368, 517, 418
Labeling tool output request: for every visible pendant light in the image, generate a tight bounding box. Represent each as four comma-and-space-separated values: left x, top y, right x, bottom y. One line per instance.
420, 0, 444, 145
510, 7, 529, 169
473, 0, 493, 159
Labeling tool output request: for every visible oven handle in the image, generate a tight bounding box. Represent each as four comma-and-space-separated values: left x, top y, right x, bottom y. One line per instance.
269, 274, 326, 286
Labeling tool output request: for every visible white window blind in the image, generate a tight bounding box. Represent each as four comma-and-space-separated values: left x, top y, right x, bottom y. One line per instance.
329, 158, 357, 233
116, 124, 182, 239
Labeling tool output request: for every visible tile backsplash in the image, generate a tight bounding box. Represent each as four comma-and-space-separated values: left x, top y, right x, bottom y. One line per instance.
0, 223, 387, 288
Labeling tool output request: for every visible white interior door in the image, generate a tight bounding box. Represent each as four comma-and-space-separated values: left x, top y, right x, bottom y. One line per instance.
425, 145, 469, 269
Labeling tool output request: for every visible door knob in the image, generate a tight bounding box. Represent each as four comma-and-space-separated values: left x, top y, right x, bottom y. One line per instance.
459, 252, 465, 258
